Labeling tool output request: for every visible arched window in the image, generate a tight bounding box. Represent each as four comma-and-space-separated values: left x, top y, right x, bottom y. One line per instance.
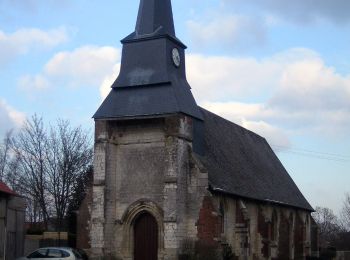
236, 200, 247, 225
220, 201, 225, 234
271, 211, 278, 241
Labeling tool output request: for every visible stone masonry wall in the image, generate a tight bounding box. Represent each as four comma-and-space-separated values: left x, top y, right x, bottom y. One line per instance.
197, 196, 221, 245
90, 115, 209, 260
204, 195, 313, 260
90, 121, 108, 257
89, 116, 314, 260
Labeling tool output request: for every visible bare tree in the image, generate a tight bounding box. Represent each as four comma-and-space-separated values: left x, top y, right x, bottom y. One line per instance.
46, 120, 92, 232
340, 193, 350, 231
312, 206, 342, 247
25, 196, 45, 226
10, 115, 93, 232
0, 130, 13, 181
4, 154, 21, 190
68, 165, 93, 213
11, 115, 51, 228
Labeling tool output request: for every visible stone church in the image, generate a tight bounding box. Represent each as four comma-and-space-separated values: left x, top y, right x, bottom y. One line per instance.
89, 0, 317, 259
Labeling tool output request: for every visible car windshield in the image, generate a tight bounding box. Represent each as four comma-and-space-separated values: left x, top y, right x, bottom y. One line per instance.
27, 248, 74, 259
71, 249, 82, 258
47, 249, 62, 258
28, 249, 47, 258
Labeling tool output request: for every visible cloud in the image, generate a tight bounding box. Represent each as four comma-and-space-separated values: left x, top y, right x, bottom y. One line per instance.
200, 101, 291, 149
187, 48, 323, 102
18, 45, 350, 146
186, 48, 350, 144
99, 64, 121, 99
0, 0, 70, 14
223, 0, 350, 24
242, 120, 291, 149
68, 46, 349, 144
0, 99, 26, 137
187, 14, 266, 49
18, 75, 50, 91
0, 27, 68, 67
271, 56, 350, 111
187, 53, 281, 101
44, 46, 120, 87
19, 46, 121, 90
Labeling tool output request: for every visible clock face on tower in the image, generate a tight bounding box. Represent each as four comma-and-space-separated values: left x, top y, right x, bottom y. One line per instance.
172, 48, 181, 67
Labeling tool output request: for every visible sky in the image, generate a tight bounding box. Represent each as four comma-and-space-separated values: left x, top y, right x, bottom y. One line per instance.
0, 0, 349, 214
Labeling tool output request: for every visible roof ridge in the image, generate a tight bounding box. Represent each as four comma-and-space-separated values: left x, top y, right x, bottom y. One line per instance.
199, 106, 268, 142
0, 181, 17, 196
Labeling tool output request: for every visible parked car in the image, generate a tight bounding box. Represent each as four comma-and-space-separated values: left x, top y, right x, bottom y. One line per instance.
74, 249, 88, 260
17, 247, 84, 260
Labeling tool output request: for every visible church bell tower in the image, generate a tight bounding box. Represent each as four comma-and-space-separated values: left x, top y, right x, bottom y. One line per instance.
90, 0, 206, 259
94, 0, 202, 120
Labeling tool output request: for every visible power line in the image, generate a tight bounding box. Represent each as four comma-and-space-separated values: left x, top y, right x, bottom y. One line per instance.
272, 144, 350, 159
3, 141, 349, 162
276, 150, 350, 163
271, 145, 350, 163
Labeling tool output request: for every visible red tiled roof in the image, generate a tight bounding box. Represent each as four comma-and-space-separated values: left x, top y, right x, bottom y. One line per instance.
0, 182, 16, 196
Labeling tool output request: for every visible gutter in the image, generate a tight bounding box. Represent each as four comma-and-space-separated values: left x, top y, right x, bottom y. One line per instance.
209, 184, 314, 212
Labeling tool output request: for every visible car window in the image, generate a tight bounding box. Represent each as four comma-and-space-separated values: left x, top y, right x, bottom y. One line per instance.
61, 250, 71, 258
28, 249, 47, 258
72, 249, 82, 257
47, 249, 62, 258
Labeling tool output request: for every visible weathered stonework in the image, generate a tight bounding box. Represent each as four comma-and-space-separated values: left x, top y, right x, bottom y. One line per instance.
206, 195, 313, 260
89, 115, 210, 260
89, 115, 315, 260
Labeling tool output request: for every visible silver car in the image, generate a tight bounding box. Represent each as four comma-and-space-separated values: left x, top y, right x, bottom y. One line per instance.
17, 247, 84, 260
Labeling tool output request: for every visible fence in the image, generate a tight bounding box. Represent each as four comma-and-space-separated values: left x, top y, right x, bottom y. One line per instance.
24, 232, 69, 255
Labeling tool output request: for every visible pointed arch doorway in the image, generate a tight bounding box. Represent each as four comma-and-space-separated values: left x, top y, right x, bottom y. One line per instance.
134, 212, 158, 260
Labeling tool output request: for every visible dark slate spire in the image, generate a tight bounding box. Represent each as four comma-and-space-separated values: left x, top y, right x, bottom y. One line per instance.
122, 0, 183, 45
94, 0, 202, 120
135, 0, 175, 37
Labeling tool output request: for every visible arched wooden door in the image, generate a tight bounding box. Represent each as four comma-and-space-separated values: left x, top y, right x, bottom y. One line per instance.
134, 212, 158, 260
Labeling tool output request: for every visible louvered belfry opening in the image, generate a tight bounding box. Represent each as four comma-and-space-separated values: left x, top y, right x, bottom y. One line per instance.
134, 212, 159, 260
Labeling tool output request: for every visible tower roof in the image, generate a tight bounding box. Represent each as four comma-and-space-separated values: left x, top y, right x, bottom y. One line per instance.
122, 0, 184, 46
94, 0, 202, 120
136, 0, 175, 37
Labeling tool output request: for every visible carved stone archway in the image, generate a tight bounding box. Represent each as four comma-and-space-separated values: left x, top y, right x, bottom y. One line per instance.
121, 200, 164, 259
134, 212, 158, 260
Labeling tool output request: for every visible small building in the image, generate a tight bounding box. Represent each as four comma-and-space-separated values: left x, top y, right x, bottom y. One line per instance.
88, 0, 317, 259
0, 182, 26, 260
